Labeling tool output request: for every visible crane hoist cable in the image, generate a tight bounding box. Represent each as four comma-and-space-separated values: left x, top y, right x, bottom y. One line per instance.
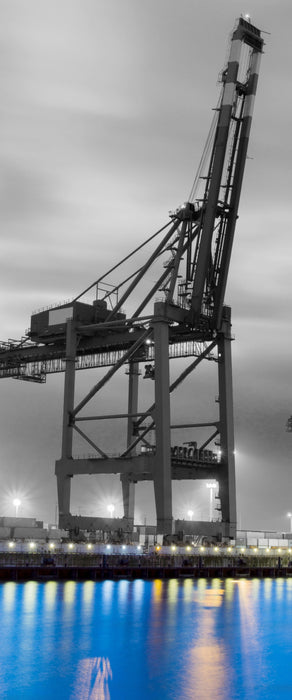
188, 91, 222, 204
72, 219, 172, 303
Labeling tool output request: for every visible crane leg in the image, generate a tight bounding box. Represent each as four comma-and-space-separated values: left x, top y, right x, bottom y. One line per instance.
153, 315, 172, 534
121, 361, 140, 527
56, 319, 76, 524
217, 311, 237, 539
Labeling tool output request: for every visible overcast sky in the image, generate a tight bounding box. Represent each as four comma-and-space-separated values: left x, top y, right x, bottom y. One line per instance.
1, 0, 292, 533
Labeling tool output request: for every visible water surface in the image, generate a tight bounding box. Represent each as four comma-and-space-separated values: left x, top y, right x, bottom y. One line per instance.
0, 577, 291, 699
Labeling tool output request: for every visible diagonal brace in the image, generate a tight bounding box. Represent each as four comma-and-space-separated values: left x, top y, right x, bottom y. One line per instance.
72, 328, 150, 417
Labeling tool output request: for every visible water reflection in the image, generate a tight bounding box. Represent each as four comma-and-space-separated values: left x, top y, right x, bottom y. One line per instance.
117, 579, 129, 606
3, 581, 16, 612
23, 581, 38, 616
101, 580, 114, 614
167, 579, 179, 603
182, 578, 193, 602
64, 580, 77, 606
82, 581, 95, 608
44, 581, 58, 610
132, 578, 144, 605
186, 581, 229, 700
72, 657, 112, 700
1, 578, 292, 699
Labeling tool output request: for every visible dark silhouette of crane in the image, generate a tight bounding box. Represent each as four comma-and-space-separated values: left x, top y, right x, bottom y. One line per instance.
0, 17, 264, 540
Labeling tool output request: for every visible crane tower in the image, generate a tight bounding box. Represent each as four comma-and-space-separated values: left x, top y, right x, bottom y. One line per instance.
0, 17, 264, 539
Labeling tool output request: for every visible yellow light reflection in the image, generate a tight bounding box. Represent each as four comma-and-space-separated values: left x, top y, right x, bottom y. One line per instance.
224, 578, 235, 602
194, 579, 224, 608
153, 579, 163, 603
23, 581, 38, 617
183, 578, 194, 602
64, 581, 76, 605
44, 581, 58, 610
187, 583, 228, 698
3, 582, 16, 611
168, 579, 179, 603
82, 581, 95, 607
197, 579, 207, 594
73, 657, 112, 700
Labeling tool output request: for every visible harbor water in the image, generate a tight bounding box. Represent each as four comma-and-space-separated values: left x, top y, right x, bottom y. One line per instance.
0, 576, 292, 699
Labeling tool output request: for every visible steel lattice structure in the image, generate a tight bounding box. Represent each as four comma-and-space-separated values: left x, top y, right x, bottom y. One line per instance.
0, 17, 264, 539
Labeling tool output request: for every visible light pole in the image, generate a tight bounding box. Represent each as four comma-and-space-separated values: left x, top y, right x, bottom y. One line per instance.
187, 509, 194, 521
13, 498, 21, 517
206, 483, 217, 522
107, 503, 115, 518
287, 512, 292, 533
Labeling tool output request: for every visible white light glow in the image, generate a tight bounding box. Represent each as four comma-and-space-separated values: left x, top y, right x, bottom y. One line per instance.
12, 498, 21, 517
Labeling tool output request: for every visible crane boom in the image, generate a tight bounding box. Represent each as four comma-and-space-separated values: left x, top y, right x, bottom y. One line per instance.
189, 17, 263, 329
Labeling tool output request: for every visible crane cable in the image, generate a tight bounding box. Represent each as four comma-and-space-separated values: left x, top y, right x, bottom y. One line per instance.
188, 90, 222, 204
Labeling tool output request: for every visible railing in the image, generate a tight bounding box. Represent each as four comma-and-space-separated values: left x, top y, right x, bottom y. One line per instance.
0, 340, 216, 380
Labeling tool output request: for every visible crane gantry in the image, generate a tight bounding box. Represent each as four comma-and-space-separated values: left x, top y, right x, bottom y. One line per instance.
0, 17, 264, 540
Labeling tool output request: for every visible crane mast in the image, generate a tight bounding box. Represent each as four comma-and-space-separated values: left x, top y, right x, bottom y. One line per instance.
0, 18, 264, 540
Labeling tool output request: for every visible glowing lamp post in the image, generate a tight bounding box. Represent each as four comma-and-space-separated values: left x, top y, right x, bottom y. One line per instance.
107, 504, 115, 518
287, 512, 292, 533
13, 498, 21, 517
206, 483, 217, 522
187, 510, 194, 521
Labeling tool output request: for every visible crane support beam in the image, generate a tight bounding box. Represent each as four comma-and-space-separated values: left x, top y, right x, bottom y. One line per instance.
120, 360, 140, 525
213, 47, 262, 327
152, 315, 172, 534
217, 310, 236, 537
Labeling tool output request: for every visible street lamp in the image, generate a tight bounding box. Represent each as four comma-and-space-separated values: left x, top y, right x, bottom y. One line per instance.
287, 512, 292, 533
107, 504, 115, 518
187, 509, 194, 521
13, 498, 21, 517
206, 483, 217, 522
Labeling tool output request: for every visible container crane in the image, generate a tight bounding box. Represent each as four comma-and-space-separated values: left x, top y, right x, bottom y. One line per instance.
0, 17, 264, 539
